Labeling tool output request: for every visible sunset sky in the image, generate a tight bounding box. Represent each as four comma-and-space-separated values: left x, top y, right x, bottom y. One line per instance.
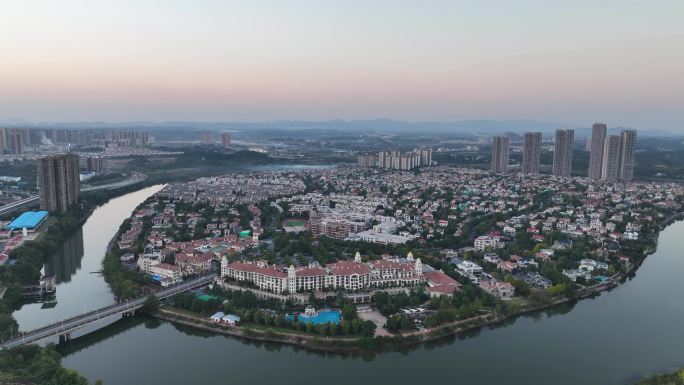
1, 0, 683, 131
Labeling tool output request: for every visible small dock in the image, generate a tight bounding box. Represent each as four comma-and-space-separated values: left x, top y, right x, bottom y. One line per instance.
21, 275, 56, 299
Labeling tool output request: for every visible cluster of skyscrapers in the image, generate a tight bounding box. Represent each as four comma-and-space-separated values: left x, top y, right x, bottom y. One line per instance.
587, 123, 637, 182
0, 127, 26, 155
491, 132, 546, 174
85, 155, 105, 173
36, 153, 81, 212
98, 130, 149, 147
491, 124, 636, 181
200, 131, 231, 149
0, 128, 150, 155
358, 148, 433, 170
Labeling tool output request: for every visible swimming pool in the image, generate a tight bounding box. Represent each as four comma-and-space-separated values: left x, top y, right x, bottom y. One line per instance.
286, 310, 341, 325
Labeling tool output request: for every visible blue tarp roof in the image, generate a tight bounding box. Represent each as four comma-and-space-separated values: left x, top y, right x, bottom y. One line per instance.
6, 211, 49, 230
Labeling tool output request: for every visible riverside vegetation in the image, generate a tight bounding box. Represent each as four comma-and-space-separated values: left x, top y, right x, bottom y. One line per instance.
0, 185, 145, 385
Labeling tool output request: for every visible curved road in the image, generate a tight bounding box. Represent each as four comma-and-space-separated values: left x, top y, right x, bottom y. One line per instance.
0, 173, 146, 217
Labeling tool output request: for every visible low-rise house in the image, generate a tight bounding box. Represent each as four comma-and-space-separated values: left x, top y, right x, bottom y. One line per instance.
176, 253, 213, 276
474, 235, 501, 251
120, 252, 135, 263
137, 253, 161, 273
480, 280, 515, 299
563, 269, 591, 282
455, 260, 484, 281
149, 263, 182, 287
424, 270, 461, 297
497, 260, 518, 273
483, 253, 501, 264
210, 311, 225, 322
221, 314, 241, 326
516, 272, 552, 289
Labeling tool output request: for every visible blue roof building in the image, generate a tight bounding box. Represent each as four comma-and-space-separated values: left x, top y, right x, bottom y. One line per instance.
6, 211, 49, 230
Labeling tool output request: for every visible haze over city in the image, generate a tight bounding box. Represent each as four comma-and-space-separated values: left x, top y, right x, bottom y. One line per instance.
2, 3, 684, 385
1, 0, 683, 131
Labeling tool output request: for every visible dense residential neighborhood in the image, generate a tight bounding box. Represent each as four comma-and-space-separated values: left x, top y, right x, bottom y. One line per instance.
107, 165, 682, 335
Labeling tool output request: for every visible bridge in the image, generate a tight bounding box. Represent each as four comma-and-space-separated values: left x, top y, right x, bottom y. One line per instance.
0, 273, 216, 350
0, 173, 146, 217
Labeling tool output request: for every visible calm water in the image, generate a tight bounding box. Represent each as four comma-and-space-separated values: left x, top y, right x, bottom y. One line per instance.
13, 185, 165, 331
18, 185, 683, 385
54, 211, 684, 385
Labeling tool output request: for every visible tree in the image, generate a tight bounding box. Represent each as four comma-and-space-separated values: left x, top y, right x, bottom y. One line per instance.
342, 304, 357, 321
142, 294, 161, 314
360, 320, 377, 337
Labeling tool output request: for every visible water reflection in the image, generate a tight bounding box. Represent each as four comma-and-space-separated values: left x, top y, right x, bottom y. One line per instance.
12, 184, 165, 331
44, 229, 84, 284
57, 317, 147, 356
58, 217, 684, 385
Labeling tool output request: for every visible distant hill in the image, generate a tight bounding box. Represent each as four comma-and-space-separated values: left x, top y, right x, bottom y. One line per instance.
0, 119, 677, 137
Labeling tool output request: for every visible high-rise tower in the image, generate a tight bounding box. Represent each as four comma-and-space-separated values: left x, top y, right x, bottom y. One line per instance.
588, 123, 607, 179
552, 129, 574, 177
0, 127, 6, 155
491, 136, 510, 173
618, 130, 637, 182
200, 131, 215, 145
37, 153, 81, 212
600, 135, 621, 182
522, 132, 542, 174
8, 129, 24, 155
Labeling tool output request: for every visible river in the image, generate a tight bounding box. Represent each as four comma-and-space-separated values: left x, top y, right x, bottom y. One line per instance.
17, 186, 684, 385
13, 185, 165, 331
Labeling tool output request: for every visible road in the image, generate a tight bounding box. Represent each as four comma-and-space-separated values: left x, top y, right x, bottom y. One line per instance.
0, 173, 146, 217
80, 172, 146, 192
0, 274, 216, 349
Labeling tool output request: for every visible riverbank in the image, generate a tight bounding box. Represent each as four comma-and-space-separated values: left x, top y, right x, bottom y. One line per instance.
143, 213, 679, 355
632, 368, 684, 385
54, 206, 684, 385
0, 184, 159, 385
150, 272, 621, 354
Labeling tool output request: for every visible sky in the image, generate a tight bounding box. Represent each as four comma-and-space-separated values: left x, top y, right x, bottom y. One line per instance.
0, 0, 683, 132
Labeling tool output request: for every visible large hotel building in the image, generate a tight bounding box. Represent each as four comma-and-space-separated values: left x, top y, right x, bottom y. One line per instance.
37, 153, 81, 212
222, 253, 425, 294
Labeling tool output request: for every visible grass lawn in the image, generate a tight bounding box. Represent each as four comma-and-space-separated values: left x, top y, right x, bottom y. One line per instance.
283, 219, 306, 227
505, 297, 529, 310
243, 323, 362, 340
162, 305, 363, 340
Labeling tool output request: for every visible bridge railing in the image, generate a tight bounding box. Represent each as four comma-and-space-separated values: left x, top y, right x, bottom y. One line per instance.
0, 273, 216, 348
